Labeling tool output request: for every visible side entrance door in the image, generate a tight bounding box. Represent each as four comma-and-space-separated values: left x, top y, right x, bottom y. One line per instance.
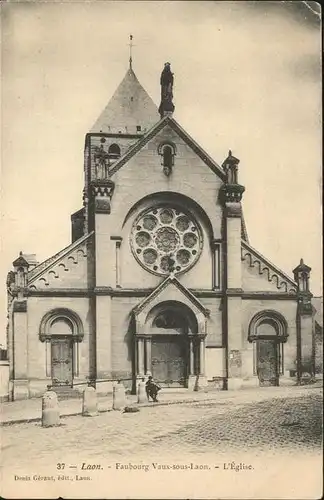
151, 336, 187, 387
51, 338, 73, 386
256, 339, 279, 387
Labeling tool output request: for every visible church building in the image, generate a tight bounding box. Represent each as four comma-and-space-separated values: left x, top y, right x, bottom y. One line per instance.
6, 60, 319, 400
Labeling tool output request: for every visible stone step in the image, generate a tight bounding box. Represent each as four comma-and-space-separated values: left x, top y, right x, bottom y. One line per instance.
51, 386, 82, 401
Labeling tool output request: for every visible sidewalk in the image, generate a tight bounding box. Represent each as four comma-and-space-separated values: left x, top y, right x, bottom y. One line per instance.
1, 383, 322, 426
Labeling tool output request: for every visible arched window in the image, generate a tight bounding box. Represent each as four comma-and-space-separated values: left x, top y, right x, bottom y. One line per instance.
158, 142, 176, 176
108, 143, 121, 159
163, 145, 173, 168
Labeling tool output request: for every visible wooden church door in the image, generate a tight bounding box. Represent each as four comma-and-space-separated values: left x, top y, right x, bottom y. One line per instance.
256, 339, 279, 387
151, 336, 186, 387
51, 338, 73, 386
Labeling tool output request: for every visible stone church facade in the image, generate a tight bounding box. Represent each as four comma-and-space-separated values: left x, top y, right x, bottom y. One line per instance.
6, 63, 319, 400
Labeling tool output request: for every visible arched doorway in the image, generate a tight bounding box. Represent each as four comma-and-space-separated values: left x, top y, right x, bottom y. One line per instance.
151, 310, 188, 387
39, 308, 84, 387
50, 318, 74, 386
249, 311, 288, 387
147, 303, 199, 388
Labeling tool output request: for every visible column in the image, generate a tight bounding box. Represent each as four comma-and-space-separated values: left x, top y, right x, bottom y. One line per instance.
293, 259, 314, 380
96, 295, 112, 379
211, 240, 221, 290
137, 337, 145, 377
226, 210, 243, 390
199, 338, 205, 375
189, 337, 195, 375
220, 151, 245, 391
195, 335, 208, 391
111, 236, 122, 288
12, 301, 29, 400
145, 336, 152, 374
187, 336, 197, 390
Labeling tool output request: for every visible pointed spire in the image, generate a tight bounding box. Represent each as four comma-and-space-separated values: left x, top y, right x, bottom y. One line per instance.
90, 68, 159, 134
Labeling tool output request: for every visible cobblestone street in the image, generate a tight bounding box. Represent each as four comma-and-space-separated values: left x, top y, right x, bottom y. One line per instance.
1, 387, 323, 499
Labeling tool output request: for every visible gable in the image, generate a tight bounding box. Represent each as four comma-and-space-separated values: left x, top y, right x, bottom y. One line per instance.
109, 121, 225, 239
241, 241, 297, 293
110, 116, 226, 181
28, 233, 93, 290
134, 275, 210, 319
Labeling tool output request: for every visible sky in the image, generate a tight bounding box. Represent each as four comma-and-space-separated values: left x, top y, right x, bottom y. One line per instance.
1, 1, 322, 345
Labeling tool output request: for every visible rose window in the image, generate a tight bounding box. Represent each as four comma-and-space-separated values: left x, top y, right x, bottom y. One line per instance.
131, 207, 203, 275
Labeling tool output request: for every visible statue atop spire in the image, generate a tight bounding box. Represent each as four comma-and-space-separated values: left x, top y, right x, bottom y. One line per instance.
158, 62, 175, 119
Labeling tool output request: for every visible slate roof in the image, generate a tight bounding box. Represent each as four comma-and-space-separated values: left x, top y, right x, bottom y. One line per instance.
90, 68, 160, 135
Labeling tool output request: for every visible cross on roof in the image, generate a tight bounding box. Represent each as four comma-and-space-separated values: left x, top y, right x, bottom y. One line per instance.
128, 34, 135, 69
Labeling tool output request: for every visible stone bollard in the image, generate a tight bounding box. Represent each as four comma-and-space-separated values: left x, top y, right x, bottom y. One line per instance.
137, 379, 147, 404
82, 386, 98, 417
112, 381, 126, 410
42, 390, 60, 427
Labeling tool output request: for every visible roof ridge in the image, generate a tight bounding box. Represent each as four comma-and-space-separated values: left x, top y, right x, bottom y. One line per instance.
109, 116, 169, 176
241, 240, 297, 288
28, 232, 94, 282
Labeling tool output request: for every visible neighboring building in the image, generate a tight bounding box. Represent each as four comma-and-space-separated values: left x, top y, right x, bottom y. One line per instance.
312, 297, 323, 375
6, 61, 321, 400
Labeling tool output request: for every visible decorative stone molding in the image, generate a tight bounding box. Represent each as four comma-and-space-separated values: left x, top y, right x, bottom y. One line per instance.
220, 151, 245, 206
28, 247, 88, 289
224, 201, 243, 218
130, 206, 203, 277
109, 116, 226, 181
241, 241, 297, 293
28, 232, 93, 283
39, 308, 84, 342
222, 150, 240, 183
298, 292, 313, 316
210, 238, 222, 249
221, 185, 245, 205
157, 141, 177, 156
90, 181, 115, 198
27, 288, 91, 297
13, 300, 27, 313
90, 179, 115, 214
226, 288, 243, 296
248, 309, 288, 342
94, 286, 114, 295
293, 258, 313, 316
133, 274, 210, 318
242, 292, 297, 300
12, 253, 29, 270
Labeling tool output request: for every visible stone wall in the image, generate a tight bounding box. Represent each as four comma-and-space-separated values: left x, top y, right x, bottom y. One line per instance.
25, 296, 93, 397
241, 298, 298, 382
0, 360, 9, 402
